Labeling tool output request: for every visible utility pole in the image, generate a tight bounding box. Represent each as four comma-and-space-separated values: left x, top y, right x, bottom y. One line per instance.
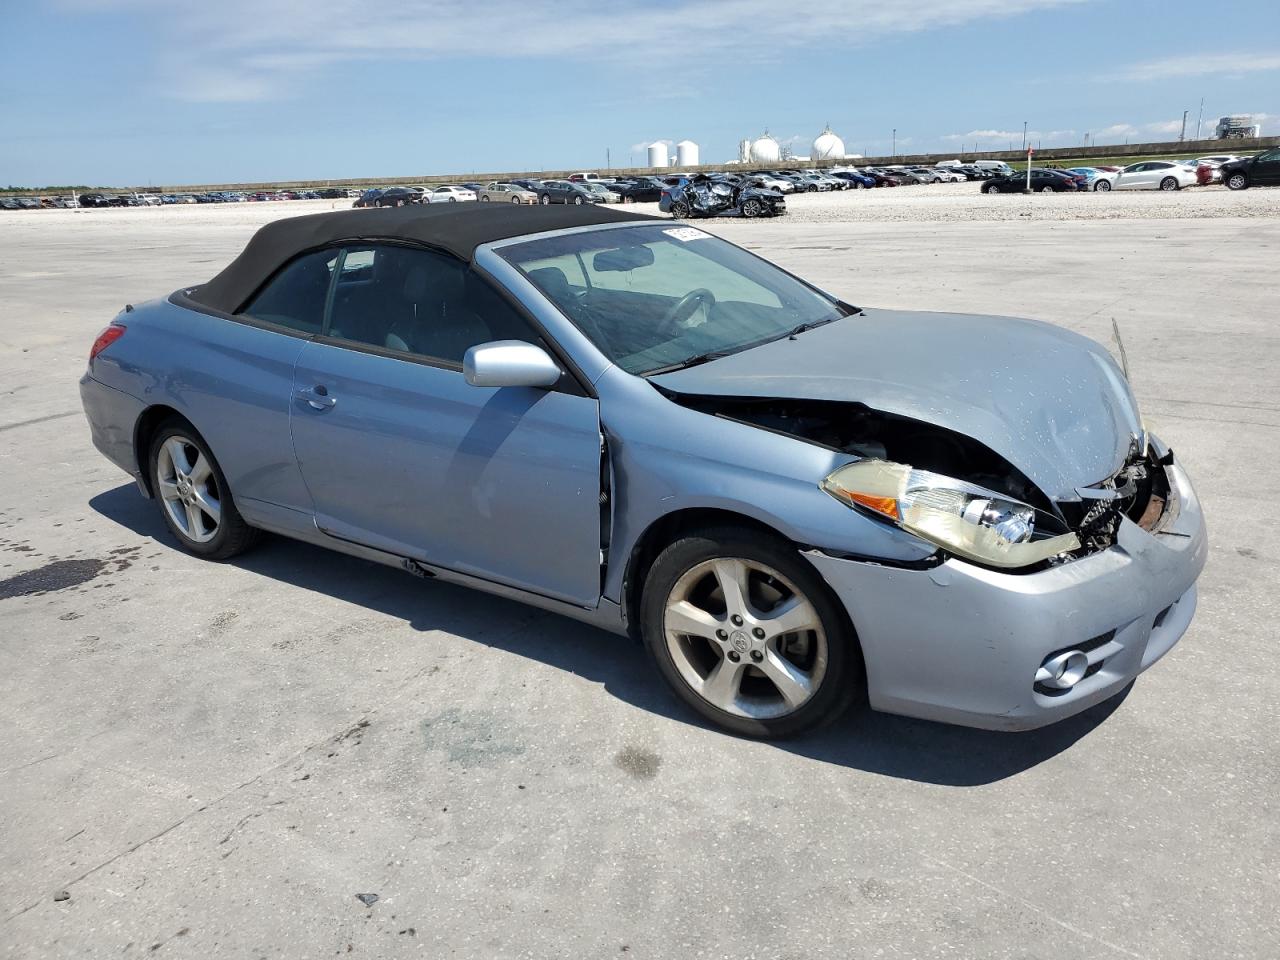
892, 128, 896, 156
1180, 110, 1188, 141
1196, 97, 1204, 139
606, 148, 611, 170
1022, 121, 1027, 150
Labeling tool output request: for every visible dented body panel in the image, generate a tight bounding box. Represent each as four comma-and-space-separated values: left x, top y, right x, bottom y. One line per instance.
652, 308, 1145, 503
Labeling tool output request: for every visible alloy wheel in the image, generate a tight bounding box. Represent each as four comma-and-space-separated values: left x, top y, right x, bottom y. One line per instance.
156, 436, 221, 544
663, 557, 828, 720
1160, 178, 1178, 191
1227, 174, 1247, 190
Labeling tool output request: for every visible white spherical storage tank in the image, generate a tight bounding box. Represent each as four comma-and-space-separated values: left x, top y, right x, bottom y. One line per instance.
647, 142, 669, 168
812, 125, 846, 161
750, 133, 780, 164
676, 140, 699, 166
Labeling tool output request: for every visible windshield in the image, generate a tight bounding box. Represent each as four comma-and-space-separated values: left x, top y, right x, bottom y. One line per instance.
498, 223, 850, 375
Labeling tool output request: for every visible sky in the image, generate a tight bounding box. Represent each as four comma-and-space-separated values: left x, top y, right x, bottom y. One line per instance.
2, 0, 1278, 187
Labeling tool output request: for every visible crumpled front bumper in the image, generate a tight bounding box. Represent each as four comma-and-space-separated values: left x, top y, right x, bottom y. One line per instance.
804, 456, 1208, 731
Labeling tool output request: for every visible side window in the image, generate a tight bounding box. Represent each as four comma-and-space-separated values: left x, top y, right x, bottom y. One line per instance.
1258, 150, 1280, 163
326, 244, 538, 365
239, 248, 337, 334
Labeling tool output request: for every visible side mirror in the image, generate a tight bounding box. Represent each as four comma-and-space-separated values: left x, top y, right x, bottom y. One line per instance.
464, 340, 561, 389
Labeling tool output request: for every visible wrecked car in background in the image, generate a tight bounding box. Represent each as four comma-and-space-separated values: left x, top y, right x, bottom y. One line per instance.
660, 174, 786, 219
80, 205, 1205, 740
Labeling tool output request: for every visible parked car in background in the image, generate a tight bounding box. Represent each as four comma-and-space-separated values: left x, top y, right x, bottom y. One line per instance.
660, 173, 785, 218
1113, 161, 1199, 191
1219, 149, 1280, 190
427, 185, 477, 203
747, 172, 796, 193
0, 197, 21, 210
607, 179, 664, 203
537, 180, 601, 205
929, 167, 967, 183
79, 205, 1205, 738
353, 189, 384, 208
478, 182, 539, 204
373, 186, 423, 207
981, 169, 1077, 193
582, 182, 624, 203
78, 192, 112, 208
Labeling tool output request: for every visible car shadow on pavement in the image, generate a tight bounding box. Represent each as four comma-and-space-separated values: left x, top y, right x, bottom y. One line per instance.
91, 483, 1128, 787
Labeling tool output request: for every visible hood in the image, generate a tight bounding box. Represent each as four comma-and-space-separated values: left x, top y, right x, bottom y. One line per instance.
652, 308, 1143, 503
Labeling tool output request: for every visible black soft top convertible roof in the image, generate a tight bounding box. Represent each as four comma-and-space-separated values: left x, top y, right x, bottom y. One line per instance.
188, 203, 657, 314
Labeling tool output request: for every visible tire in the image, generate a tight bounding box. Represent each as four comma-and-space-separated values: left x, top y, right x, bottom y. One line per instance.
1095, 179, 1112, 192
149, 420, 259, 561
741, 198, 762, 218
510, 196, 520, 203
449, 197, 457, 202
480, 195, 490, 202
670, 200, 690, 219
1039, 185, 1054, 193
981, 184, 993, 194
1160, 177, 1179, 191
1226, 173, 1248, 191
573, 196, 584, 205
640, 526, 860, 738
540, 194, 551, 205
807, 184, 818, 192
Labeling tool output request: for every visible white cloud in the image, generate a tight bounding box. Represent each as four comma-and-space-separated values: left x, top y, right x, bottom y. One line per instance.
1106, 52, 1280, 82
58, 0, 1090, 102
1097, 123, 1137, 137
1145, 119, 1185, 134
943, 128, 1075, 143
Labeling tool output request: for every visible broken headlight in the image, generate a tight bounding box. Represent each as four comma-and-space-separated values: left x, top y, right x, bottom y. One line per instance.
821, 460, 1080, 569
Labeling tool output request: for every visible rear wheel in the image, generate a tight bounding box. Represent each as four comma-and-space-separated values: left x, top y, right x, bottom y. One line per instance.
540, 194, 551, 205
641, 527, 860, 738
1160, 177, 1179, 191
1040, 185, 1054, 193
480, 195, 490, 202
149, 421, 259, 560
1226, 172, 1248, 190
573, 195, 585, 205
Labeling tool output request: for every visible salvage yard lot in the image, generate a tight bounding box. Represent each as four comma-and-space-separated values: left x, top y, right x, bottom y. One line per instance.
2, 191, 1278, 958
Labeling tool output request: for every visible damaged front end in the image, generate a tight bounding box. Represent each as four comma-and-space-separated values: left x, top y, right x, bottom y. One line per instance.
663, 175, 786, 219
668, 393, 1176, 571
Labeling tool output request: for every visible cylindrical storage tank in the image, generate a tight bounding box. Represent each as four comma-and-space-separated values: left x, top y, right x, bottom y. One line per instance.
812, 125, 846, 161
676, 140, 699, 166
750, 133, 780, 164
739, 139, 751, 163
647, 142, 668, 168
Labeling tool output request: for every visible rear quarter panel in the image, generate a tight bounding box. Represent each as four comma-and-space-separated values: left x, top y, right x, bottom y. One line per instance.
88, 296, 312, 512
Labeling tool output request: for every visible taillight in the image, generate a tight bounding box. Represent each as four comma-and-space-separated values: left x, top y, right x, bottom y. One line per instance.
90, 324, 126, 361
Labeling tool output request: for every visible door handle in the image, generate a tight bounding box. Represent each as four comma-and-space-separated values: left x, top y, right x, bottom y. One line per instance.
295, 384, 337, 410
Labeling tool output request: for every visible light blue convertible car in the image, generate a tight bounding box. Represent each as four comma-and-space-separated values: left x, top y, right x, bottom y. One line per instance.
80, 205, 1206, 737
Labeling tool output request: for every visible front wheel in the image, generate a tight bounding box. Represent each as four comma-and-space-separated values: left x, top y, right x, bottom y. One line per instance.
670, 200, 690, 219
641, 527, 860, 738
1226, 173, 1248, 190
150, 421, 259, 560
540, 194, 551, 205
480, 195, 490, 202
1160, 177, 1179, 191
1095, 179, 1112, 192
573, 196, 584, 205
1040, 185, 1054, 193
510, 195, 520, 203
741, 198, 762, 218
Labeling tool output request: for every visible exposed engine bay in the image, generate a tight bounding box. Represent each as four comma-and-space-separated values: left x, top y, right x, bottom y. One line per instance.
669, 392, 1174, 565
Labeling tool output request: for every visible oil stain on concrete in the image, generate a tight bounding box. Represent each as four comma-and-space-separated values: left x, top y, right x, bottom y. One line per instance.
615, 745, 662, 780
421, 708, 525, 768
0, 559, 107, 600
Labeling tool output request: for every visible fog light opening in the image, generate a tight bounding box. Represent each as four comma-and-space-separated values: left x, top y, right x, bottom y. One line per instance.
1040, 650, 1089, 690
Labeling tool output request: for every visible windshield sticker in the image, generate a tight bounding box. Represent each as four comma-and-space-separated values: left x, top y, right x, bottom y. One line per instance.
663, 227, 711, 242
